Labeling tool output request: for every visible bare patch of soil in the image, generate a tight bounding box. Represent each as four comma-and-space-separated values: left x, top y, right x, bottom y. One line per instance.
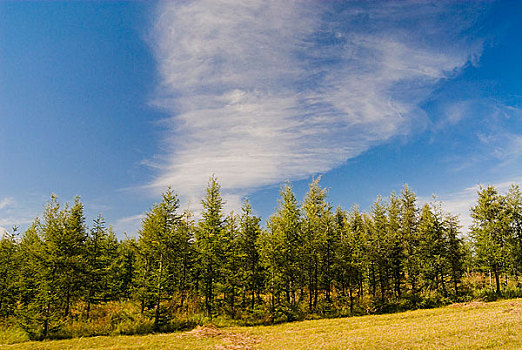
181, 325, 259, 349
448, 301, 487, 308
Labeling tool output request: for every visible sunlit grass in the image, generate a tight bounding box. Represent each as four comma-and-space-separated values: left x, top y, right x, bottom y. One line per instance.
3, 299, 522, 349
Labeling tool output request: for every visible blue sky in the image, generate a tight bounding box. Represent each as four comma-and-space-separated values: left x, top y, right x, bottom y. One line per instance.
1, 1, 521, 236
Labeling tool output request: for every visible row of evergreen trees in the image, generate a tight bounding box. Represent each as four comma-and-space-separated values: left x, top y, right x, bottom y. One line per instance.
1, 177, 521, 338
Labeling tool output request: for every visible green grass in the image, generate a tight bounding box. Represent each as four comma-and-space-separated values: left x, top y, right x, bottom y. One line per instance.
3, 299, 522, 349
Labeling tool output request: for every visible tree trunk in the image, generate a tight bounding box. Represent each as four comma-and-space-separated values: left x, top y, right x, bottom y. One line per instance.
494, 264, 501, 295
439, 266, 447, 297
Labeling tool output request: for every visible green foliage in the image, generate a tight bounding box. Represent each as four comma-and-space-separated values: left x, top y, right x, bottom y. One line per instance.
5, 177, 522, 344
0, 226, 20, 317
471, 186, 510, 294
196, 175, 227, 318
134, 187, 186, 331
0, 324, 29, 344
237, 200, 263, 311
262, 183, 302, 318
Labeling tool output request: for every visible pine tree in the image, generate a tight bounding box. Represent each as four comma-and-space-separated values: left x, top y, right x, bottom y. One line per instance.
115, 237, 136, 300
16, 195, 88, 338
321, 204, 336, 304
261, 183, 302, 319
223, 211, 241, 316
85, 215, 119, 318
302, 177, 330, 310
471, 186, 509, 294
367, 197, 392, 305
0, 226, 19, 317
196, 176, 226, 318
444, 213, 464, 297
505, 185, 522, 276
339, 205, 366, 314
418, 202, 446, 297
176, 210, 195, 310
400, 186, 420, 304
237, 199, 263, 310
388, 192, 404, 298
16, 220, 57, 340
332, 206, 348, 299
39, 196, 88, 321
135, 188, 183, 330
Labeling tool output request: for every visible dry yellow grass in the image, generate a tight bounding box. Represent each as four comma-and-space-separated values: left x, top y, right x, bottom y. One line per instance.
3, 299, 522, 350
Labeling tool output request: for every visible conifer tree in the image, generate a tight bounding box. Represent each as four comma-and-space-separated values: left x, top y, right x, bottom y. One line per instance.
40, 196, 88, 319
270, 183, 302, 309
223, 211, 241, 315
16, 222, 46, 338
339, 206, 366, 313
471, 186, 509, 294
400, 186, 420, 304
332, 206, 348, 298
444, 213, 464, 297
257, 220, 284, 317
388, 192, 404, 298
321, 204, 336, 304
16, 196, 87, 338
367, 197, 392, 304
505, 185, 522, 275
116, 237, 137, 300
0, 226, 19, 317
302, 177, 330, 309
418, 202, 446, 296
176, 210, 195, 310
196, 176, 226, 318
85, 215, 119, 318
237, 199, 263, 310
135, 188, 183, 330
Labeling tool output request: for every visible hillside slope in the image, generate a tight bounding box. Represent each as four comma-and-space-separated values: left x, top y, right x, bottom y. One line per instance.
3, 299, 522, 350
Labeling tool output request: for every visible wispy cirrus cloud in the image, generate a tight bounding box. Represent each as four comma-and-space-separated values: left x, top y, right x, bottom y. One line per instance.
0, 197, 14, 211
425, 177, 522, 233
435, 99, 522, 171
147, 1, 487, 207
114, 214, 145, 237
0, 197, 35, 231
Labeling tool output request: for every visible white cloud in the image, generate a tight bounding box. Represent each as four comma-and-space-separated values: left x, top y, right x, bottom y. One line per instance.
433, 177, 522, 234
148, 1, 486, 209
0, 197, 14, 211
0, 196, 39, 230
114, 214, 145, 237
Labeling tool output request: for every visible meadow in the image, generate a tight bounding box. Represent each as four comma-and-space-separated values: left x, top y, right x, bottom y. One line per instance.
2, 298, 521, 350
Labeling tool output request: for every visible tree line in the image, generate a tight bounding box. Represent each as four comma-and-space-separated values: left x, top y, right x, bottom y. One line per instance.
1, 176, 521, 339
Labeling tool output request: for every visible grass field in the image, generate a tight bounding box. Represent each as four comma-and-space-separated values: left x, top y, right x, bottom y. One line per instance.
2, 299, 522, 349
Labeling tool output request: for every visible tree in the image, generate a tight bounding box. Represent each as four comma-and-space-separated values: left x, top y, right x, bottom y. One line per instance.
135, 188, 183, 330
400, 186, 420, 304
237, 199, 263, 310
0, 226, 19, 317
367, 197, 392, 304
15, 196, 88, 338
418, 202, 446, 297
196, 176, 226, 318
444, 213, 464, 297
43, 196, 88, 319
301, 177, 331, 309
261, 183, 302, 319
337, 205, 366, 314
222, 211, 241, 316
85, 215, 119, 318
505, 185, 522, 276
388, 192, 404, 298
113, 236, 136, 300
471, 186, 510, 294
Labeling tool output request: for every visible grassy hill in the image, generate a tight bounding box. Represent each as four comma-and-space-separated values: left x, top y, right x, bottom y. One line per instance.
2, 299, 522, 349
